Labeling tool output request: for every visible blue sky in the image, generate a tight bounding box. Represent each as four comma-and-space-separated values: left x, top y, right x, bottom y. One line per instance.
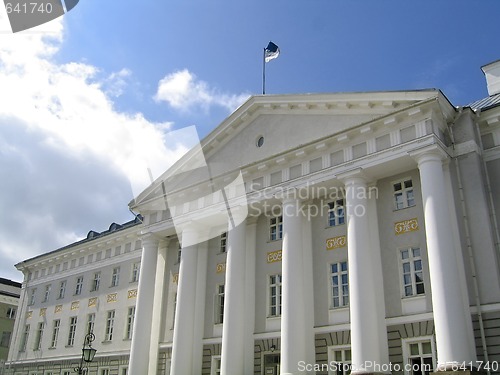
0, 0, 499, 281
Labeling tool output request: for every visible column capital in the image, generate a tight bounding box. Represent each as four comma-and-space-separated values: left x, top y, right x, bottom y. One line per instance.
140, 232, 161, 247
336, 168, 372, 186
409, 144, 449, 167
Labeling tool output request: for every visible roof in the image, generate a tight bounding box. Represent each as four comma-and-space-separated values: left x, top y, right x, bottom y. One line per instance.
467, 93, 500, 111
16, 216, 143, 268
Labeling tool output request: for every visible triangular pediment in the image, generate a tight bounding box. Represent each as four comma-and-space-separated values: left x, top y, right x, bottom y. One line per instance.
131, 90, 444, 212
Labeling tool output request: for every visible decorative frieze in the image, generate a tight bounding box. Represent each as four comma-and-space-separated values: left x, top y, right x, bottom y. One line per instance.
173, 273, 179, 284
394, 218, 419, 235
267, 250, 282, 263
128, 289, 138, 299
216, 263, 226, 274
88, 297, 98, 307
39, 308, 46, 317
71, 301, 80, 310
54, 305, 62, 313
326, 235, 347, 250
107, 293, 117, 303
26, 311, 33, 319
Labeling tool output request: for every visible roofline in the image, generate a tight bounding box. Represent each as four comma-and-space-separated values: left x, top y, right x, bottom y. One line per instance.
481, 59, 500, 73
15, 218, 142, 269
0, 278, 22, 288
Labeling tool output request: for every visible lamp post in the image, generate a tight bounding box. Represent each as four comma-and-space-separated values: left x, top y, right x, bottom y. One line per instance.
74, 332, 97, 375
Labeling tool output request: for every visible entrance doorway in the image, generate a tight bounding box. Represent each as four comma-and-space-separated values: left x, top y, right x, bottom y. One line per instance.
263, 353, 280, 375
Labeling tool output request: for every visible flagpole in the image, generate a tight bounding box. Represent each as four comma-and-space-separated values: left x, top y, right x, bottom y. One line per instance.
262, 47, 266, 95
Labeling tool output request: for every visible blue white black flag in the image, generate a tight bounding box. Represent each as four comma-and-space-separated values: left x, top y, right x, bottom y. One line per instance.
265, 41, 280, 62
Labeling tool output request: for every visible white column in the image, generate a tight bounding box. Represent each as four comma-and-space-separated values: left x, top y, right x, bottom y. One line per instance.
342, 172, 387, 374
171, 227, 200, 375
129, 233, 160, 375
413, 149, 476, 369
244, 221, 257, 373
281, 198, 308, 375
221, 220, 247, 374
148, 239, 169, 375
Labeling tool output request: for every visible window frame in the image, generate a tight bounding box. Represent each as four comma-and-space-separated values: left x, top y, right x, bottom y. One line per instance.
401, 336, 436, 375
268, 274, 282, 317
91, 272, 101, 292
330, 261, 349, 309
220, 232, 227, 253
105, 310, 115, 341
58, 280, 67, 299
125, 306, 135, 340
327, 345, 352, 375
67, 316, 77, 347
111, 267, 120, 287
393, 178, 416, 210
399, 247, 425, 298
210, 355, 221, 375
43, 284, 51, 303
20, 324, 30, 352
269, 216, 283, 241
131, 262, 140, 283
214, 284, 224, 325
75, 276, 84, 296
327, 199, 345, 227
50, 319, 60, 348
34, 321, 45, 351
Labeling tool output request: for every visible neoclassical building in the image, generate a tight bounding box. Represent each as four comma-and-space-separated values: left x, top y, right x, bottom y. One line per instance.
6, 60, 500, 375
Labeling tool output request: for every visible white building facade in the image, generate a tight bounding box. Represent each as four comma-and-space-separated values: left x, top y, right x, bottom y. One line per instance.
6, 61, 500, 375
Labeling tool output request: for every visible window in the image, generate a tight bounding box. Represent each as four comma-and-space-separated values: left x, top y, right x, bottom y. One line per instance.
0, 331, 11, 347
91, 272, 101, 292
330, 262, 349, 308
20, 324, 30, 352
131, 262, 140, 283
111, 267, 120, 287
67, 317, 77, 346
215, 285, 224, 324
211, 355, 221, 375
75, 276, 83, 295
126, 306, 135, 340
87, 313, 95, 335
328, 199, 345, 226
220, 232, 227, 253
401, 247, 425, 297
269, 274, 282, 317
58, 281, 66, 299
394, 179, 415, 210
403, 338, 435, 375
177, 244, 182, 264
6, 307, 16, 319
51, 320, 60, 348
328, 346, 352, 375
270, 216, 283, 241
29, 288, 36, 305
171, 293, 177, 329
119, 366, 128, 375
34, 322, 45, 350
43, 284, 51, 302
101, 369, 110, 375
105, 310, 115, 341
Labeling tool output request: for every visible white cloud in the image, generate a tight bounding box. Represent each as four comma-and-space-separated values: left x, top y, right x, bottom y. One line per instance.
0, 13, 194, 281
155, 69, 250, 112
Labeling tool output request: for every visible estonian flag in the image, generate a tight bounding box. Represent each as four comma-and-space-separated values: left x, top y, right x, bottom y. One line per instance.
264, 41, 280, 62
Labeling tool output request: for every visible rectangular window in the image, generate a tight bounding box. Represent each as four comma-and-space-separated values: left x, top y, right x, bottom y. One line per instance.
401, 247, 425, 297
91, 272, 101, 292
270, 216, 283, 241
403, 338, 435, 375
101, 369, 110, 375
67, 317, 77, 346
126, 307, 135, 340
328, 199, 345, 226
131, 262, 140, 283
215, 285, 224, 324
269, 274, 282, 317
34, 322, 45, 350
75, 276, 83, 295
330, 262, 349, 308
328, 346, 352, 375
220, 232, 227, 253
29, 288, 36, 305
51, 319, 60, 348
20, 324, 30, 351
6, 307, 16, 319
87, 313, 95, 335
58, 280, 66, 299
0, 331, 11, 347
211, 355, 221, 375
105, 310, 115, 341
111, 267, 120, 287
394, 179, 415, 210
43, 284, 51, 302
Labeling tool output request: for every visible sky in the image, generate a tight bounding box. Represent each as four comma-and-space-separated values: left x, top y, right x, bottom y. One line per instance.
1, 0, 499, 282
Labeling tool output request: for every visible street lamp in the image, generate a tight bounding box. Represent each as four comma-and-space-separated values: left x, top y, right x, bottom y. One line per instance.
74, 332, 97, 375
